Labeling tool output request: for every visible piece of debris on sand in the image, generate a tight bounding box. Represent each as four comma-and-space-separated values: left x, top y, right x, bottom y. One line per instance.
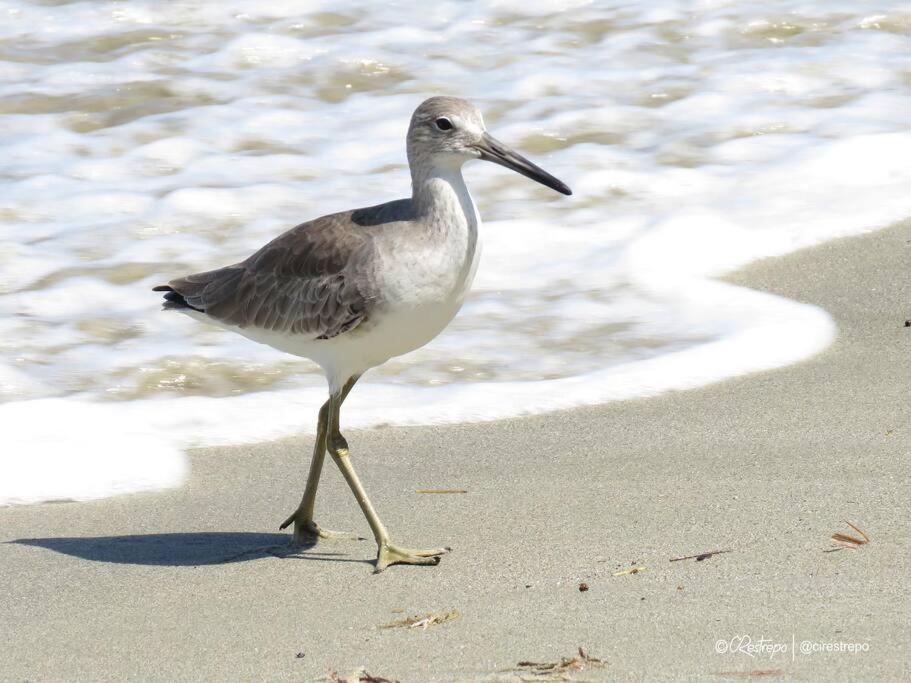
380, 609, 460, 630
323, 668, 399, 683
670, 549, 732, 562
505, 647, 606, 680
827, 520, 870, 551
612, 566, 646, 576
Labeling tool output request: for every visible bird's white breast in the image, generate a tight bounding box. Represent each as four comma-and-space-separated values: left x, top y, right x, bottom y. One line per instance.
366, 169, 482, 362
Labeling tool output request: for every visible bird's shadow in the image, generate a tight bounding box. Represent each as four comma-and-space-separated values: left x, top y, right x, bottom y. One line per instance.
10, 532, 370, 567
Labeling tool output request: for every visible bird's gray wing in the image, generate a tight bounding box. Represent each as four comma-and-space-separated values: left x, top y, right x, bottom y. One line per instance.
157, 211, 377, 340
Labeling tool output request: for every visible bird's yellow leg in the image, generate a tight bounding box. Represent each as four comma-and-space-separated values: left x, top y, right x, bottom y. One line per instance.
326, 390, 450, 572
280, 377, 360, 544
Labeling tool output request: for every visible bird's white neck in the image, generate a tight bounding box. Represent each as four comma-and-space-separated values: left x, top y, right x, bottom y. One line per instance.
411, 160, 478, 233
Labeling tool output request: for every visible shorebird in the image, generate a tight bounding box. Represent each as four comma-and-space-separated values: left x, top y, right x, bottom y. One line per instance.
154, 96, 571, 571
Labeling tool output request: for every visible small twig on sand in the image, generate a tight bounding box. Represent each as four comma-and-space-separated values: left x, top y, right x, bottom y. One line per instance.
829, 520, 870, 550
670, 549, 732, 562
380, 609, 460, 630
507, 647, 606, 679
359, 673, 398, 683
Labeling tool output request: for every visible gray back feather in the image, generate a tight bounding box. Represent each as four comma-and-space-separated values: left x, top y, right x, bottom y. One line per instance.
165, 207, 389, 340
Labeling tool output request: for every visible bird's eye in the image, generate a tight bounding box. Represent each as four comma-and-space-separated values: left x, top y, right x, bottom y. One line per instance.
434, 117, 454, 131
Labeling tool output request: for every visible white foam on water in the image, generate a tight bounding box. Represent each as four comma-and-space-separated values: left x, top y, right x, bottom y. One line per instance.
0, 399, 186, 506
1, 1, 910, 505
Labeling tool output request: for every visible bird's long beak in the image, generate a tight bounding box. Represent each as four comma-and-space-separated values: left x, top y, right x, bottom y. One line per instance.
474, 132, 572, 196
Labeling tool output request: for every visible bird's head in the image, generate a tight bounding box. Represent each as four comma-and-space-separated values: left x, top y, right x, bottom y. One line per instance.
407, 96, 572, 196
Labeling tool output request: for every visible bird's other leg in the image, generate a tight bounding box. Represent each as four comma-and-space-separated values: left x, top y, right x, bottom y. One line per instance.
326, 387, 450, 572
280, 376, 360, 544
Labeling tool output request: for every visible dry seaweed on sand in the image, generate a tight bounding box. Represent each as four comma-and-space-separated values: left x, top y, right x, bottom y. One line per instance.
670, 549, 732, 562
827, 520, 870, 551
505, 647, 606, 680
357, 673, 398, 683
323, 668, 399, 683
380, 609, 460, 630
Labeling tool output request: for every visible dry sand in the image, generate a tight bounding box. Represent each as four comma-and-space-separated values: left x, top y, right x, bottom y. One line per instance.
2, 221, 910, 682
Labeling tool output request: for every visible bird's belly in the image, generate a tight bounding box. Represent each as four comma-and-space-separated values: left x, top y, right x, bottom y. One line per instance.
364, 296, 465, 358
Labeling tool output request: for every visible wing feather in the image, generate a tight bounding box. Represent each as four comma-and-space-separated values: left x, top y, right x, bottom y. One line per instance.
160, 211, 377, 340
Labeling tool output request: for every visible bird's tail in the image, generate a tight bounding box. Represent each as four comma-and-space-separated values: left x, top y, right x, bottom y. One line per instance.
152, 284, 202, 312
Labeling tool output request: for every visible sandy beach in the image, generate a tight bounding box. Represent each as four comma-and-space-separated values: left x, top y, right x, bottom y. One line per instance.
2, 220, 910, 681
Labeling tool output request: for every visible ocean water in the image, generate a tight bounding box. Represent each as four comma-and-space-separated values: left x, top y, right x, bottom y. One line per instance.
2, 1, 911, 505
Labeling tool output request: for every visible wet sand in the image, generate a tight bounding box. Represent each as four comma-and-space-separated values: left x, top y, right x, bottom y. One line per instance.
2, 221, 910, 681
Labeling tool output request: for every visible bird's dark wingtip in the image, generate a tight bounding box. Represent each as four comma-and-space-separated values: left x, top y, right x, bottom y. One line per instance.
152, 284, 173, 292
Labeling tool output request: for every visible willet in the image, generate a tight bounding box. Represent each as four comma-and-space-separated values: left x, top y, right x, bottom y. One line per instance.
154, 96, 572, 571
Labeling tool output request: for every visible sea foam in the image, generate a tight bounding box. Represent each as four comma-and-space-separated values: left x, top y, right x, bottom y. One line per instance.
1, 1, 909, 504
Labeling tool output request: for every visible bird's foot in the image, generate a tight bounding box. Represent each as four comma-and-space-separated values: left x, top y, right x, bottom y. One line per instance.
279, 513, 359, 545
374, 541, 451, 573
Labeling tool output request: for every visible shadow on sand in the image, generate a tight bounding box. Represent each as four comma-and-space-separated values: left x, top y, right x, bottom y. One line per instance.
11, 532, 368, 567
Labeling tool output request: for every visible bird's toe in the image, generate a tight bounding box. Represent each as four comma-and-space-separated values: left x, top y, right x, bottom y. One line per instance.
374, 542, 450, 572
